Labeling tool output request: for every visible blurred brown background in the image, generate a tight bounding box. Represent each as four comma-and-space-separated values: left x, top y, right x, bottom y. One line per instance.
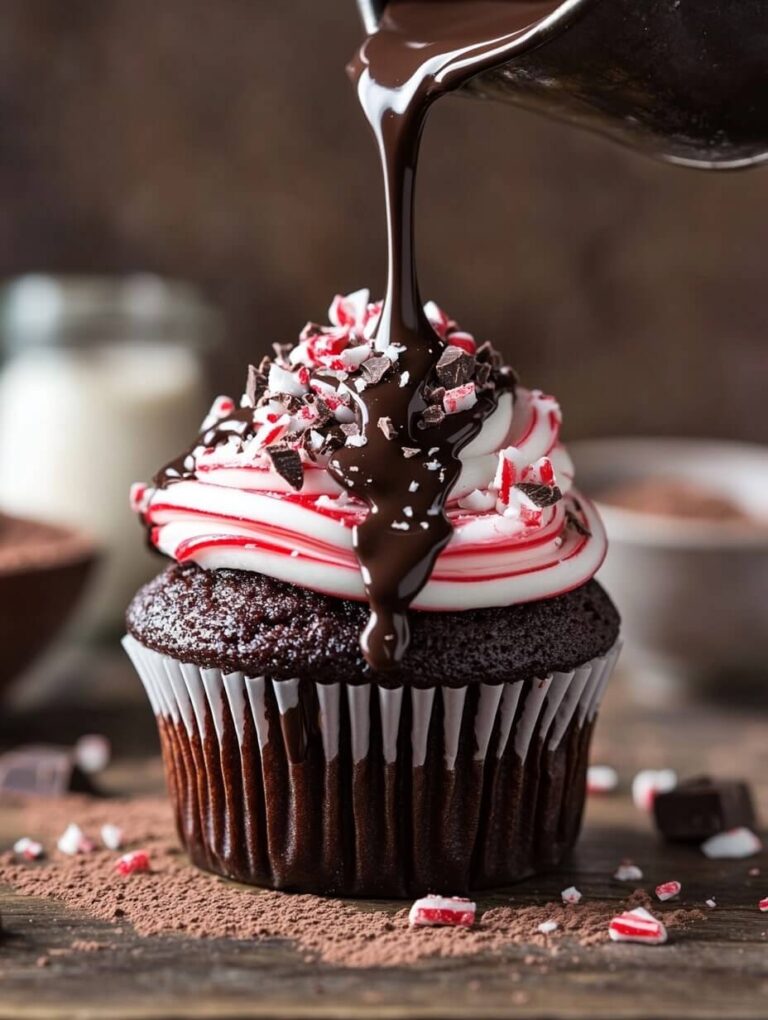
0, 0, 766, 441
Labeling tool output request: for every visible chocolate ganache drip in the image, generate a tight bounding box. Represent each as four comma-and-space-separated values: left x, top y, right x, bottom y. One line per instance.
334, 1, 560, 669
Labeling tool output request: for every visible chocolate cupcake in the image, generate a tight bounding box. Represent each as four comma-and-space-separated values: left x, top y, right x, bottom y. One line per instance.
125, 291, 620, 897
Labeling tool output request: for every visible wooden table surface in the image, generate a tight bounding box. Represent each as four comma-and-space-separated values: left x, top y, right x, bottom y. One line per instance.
0, 658, 766, 1020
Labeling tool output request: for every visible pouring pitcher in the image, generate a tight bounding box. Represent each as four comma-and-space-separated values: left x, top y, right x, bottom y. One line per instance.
357, 0, 768, 169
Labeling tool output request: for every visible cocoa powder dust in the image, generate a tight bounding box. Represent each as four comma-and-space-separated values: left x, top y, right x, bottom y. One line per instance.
0, 795, 703, 968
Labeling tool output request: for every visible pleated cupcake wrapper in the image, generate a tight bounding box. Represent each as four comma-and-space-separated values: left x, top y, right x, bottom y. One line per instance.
123, 636, 618, 768
123, 634, 620, 895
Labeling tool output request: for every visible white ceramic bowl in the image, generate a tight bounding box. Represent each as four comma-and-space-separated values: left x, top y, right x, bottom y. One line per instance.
571, 438, 768, 705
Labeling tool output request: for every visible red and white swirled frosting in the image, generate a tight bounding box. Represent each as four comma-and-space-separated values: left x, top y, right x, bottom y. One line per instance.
132, 293, 607, 611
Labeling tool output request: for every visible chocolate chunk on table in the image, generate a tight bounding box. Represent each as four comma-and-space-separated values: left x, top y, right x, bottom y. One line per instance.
653, 776, 756, 842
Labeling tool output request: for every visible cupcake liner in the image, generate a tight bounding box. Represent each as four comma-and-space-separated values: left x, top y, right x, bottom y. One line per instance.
124, 634, 620, 897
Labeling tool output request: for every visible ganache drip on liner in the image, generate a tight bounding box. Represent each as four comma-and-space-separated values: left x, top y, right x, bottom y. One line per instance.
336, 0, 563, 669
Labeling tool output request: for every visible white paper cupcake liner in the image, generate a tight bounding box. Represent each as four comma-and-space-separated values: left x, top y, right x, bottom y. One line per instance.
123, 634, 620, 896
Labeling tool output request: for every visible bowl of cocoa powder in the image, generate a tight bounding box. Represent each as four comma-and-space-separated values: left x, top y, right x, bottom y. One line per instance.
0, 512, 97, 695
571, 438, 768, 706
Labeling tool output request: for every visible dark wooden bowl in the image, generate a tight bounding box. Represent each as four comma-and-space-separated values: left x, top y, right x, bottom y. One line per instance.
0, 515, 97, 695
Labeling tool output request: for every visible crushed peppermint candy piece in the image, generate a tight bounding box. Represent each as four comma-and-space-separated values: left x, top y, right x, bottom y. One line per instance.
100, 824, 124, 851
129, 482, 149, 514
443, 382, 477, 415
758, 897, 768, 912
632, 769, 677, 812
701, 827, 762, 860
614, 862, 644, 882
446, 330, 476, 355
656, 881, 682, 902
609, 907, 668, 946
115, 850, 151, 876
561, 886, 582, 905
537, 920, 559, 935
200, 394, 236, 431
345, 433, 368, 448
13, 837, 44, 861
268, 362, 307, 398
705, 898, 717, 909
57, 823, 94, 856
408, 895, 476, 928
587, 765, 619, 794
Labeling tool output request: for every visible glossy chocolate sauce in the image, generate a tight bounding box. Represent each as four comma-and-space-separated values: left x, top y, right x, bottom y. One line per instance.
334, 1, 562, 670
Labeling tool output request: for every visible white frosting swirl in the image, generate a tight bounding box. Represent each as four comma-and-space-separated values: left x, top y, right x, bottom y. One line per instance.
133, 294, 608, 611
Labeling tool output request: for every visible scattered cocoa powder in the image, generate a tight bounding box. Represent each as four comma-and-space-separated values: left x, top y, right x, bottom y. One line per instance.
0, 795, 705, 968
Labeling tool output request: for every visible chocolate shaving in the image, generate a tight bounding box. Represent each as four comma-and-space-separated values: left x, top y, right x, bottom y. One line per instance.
266, 445, 304, 491
340, 423, 360, 437
425, 386, 446, 405
475, 362, 492, 388
258, 355, 272, 376
245, 364, 267, 406
418, 405, 446, 429
499, 365, 519, 387
516, 482, 562, 508
402, 447, 420, 459
305, 395, 333, 428
377, 416, 396, 440
320, 428, 345, 455
360, 356, 392, 386
566, 509, 592, 537
277, 394, 303, 414
435, 346, 475, 389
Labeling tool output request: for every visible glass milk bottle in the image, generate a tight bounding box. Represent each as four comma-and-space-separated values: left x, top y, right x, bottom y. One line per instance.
0, 275, 219, 635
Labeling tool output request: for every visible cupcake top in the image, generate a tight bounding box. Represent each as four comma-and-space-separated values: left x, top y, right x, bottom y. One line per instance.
133, 291, 607, 667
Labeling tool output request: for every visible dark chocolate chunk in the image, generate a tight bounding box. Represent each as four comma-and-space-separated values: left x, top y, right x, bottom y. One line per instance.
266, 445, 304, 491
654, 777, 757, 842
360, 356, 392, 386
499, 364, 519, 386
475, 341, 503, 369
516, 482, 563, 508
0, 746, 97, 798
435, 346, 475, 389
418, 405, 446, 429
258, 355, 272, 377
